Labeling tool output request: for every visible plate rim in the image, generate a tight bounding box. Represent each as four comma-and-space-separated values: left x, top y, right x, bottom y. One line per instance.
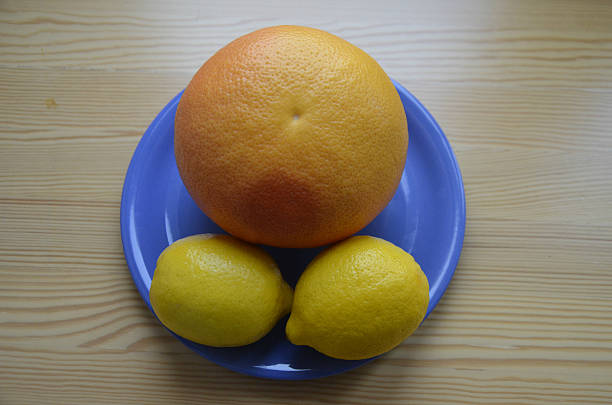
120, 79, 466, 380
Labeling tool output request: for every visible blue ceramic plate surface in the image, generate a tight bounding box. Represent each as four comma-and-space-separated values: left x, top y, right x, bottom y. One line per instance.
121, 80, 465, 380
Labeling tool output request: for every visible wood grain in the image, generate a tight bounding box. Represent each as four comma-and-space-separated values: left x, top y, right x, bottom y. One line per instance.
1, 0, 612, 87
1, 0, 612, 404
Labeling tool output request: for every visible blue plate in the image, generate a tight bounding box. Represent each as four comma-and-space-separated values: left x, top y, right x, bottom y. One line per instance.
120, 79, 465, 380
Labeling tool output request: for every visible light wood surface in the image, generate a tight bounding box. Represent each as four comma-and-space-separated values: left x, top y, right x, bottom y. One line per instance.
1, 1, 612, 404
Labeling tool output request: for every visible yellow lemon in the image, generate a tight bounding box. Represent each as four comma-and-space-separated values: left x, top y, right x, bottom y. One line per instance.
149, 234, 293, 347
286, 236, 429, 360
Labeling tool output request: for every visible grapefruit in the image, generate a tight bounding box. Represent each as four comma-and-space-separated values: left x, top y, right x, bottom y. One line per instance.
175, 25, 407, 248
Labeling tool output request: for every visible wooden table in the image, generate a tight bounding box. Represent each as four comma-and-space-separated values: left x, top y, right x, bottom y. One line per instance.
2, 1, 611, 403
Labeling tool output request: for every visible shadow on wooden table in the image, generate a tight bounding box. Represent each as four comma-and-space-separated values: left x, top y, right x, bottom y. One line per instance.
145, 313, 433, 404
161, 349, 391, 404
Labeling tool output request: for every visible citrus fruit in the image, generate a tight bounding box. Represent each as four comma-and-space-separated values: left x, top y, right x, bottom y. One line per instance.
285, 235, 429, 360
149, 234, 293, 347
174, 25, 408, 248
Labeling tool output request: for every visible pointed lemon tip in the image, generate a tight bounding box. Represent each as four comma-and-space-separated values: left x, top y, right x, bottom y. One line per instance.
285, 315, 304, 346
279, 282, 294, 316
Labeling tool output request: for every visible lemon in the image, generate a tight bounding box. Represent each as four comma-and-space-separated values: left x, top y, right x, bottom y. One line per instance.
149, 234, 293, 347
285, 235, 429, 360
